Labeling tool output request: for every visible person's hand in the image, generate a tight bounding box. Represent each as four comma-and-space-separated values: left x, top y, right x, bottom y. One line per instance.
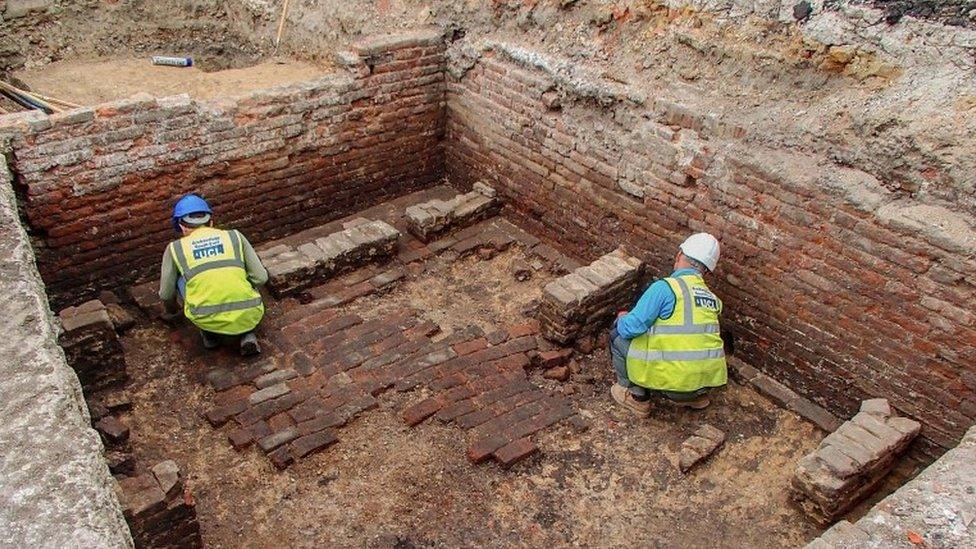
616, 310, 628, 319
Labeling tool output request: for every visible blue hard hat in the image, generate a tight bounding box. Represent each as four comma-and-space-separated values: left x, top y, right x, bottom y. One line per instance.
172, 194, 212, 231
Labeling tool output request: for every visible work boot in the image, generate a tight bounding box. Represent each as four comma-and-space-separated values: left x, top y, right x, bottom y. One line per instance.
669, 395, 711, 410
610, 383, 651, 417
200, 330, 221, 350
240, 332, 261, 356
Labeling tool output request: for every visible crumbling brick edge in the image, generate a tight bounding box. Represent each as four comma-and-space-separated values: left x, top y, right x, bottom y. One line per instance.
805, 425, 976, 548
0, 151, 132, 546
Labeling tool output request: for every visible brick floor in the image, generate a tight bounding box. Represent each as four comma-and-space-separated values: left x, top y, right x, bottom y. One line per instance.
191, 188, 583, 469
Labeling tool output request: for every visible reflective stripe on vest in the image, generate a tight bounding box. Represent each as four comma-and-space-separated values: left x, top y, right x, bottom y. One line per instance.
188, 296, 264, 317
627, 277, 724, 361
170, 227, 264, 335
170, 230, 245, 282
625, 274, 727, 393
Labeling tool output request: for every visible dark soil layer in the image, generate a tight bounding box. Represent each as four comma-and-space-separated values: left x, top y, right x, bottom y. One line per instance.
861, 0, 976, 26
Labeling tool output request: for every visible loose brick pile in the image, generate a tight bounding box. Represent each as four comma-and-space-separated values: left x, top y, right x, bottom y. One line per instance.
445, 43, 976, 454
405, 182, 500, 242
202, 303, 579, 469
791, 398, 921, 524
0, 30, 445, 307
117, 460, 202, 548
537, 248, 643, 344
260, 218, 400, 297
58, 299, 126, 392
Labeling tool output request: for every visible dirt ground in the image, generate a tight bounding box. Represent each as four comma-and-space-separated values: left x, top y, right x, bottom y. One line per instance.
11, 57, 328, 106
111, 244, 844, 548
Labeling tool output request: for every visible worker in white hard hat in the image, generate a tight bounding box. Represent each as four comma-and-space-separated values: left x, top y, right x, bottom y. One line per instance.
608, 233, 728, 416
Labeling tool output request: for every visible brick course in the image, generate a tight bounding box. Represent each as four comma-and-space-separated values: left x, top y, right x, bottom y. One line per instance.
0, 30, 446, 308
444, 43, 976, 456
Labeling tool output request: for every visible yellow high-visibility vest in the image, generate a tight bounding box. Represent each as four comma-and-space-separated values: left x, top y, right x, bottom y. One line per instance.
169, 227, 264, 335
626, 273, 727, 392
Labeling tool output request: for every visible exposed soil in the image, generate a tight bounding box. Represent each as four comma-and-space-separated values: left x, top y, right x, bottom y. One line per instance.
12, 57, 328, 106
111, 242, 835, 548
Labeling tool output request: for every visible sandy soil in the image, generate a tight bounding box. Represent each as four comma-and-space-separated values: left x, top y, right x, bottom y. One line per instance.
108, 245, 843, 548
12, 57, 328, 106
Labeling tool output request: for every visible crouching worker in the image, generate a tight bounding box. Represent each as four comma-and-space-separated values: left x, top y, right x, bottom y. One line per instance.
159, 194, 268, 356
609, 233, 727, 416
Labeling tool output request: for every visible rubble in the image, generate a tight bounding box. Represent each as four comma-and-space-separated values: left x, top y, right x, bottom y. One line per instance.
791, 399, 921, 524
116, 460, 202, 548
57, 299, 127, 392
536, 248, 644, 344
405, 183, 500, 242
678, 424, 726, 473
260, 218, 400, 297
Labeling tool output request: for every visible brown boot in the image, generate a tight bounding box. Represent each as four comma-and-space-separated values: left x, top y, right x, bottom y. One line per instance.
670, 395, 711, 410
611, 383, 651, 417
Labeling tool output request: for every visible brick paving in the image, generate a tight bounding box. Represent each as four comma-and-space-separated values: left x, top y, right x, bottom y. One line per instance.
202, 302, 578, 469
188, 188, 584, 469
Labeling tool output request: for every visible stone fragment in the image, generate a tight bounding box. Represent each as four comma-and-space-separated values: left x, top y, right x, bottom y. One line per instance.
129, 281, 164, 318
105, 450, 136, 476
859, 398, 892, 418
678, 424, 726, 473
542, 366, 570, 381
95, 415, 130, 445
511, 260, 533, 281
105, 303, 136, 333
151, 460, 181, 497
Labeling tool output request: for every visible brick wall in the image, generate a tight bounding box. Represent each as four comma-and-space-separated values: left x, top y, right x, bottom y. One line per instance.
445, 43, 976, 456
0, 29, 445, 306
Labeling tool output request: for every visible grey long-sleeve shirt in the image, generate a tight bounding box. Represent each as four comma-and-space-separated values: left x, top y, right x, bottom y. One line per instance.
158, 229, 269, 303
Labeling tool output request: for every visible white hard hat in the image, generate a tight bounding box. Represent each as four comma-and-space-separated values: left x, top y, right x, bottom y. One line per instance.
679, 233, 720, 272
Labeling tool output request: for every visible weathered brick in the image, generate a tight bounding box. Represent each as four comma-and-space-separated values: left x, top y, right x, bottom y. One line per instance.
492, 437, 538, 468
402, 397, 442, 426
289, 430, 339, 460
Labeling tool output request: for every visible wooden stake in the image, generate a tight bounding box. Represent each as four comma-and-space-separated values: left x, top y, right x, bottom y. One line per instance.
274, 0, 291, 54
0, 81, 63, 113
31, 91, 82, 109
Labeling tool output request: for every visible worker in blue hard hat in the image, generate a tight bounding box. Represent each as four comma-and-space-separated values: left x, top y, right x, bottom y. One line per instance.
158, 193, 268, 355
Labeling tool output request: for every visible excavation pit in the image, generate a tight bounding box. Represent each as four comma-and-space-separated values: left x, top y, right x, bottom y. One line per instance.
1, 10, 975, 547
104, 188, 839, 547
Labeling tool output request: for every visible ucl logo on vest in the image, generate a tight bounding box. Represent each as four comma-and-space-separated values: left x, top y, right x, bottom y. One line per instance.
692, 287, 719, 310
190, 236, 225, 260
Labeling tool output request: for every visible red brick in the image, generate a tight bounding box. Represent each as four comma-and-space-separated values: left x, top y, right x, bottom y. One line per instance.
267, 412, 294, 432
297, 412, 344, 436
289, 430, 339, 460
492, 437, 538, 468
213, 385, 254, 407
402, 397, 442, 426
535, 348, 573, 369
508, 320, 540, 339
205, 400, 247, 427
453, 338, 488, 356
268, 447, 294, 469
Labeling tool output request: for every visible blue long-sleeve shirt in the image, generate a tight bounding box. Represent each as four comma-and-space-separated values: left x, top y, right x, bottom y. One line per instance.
616, 268, 701, 339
